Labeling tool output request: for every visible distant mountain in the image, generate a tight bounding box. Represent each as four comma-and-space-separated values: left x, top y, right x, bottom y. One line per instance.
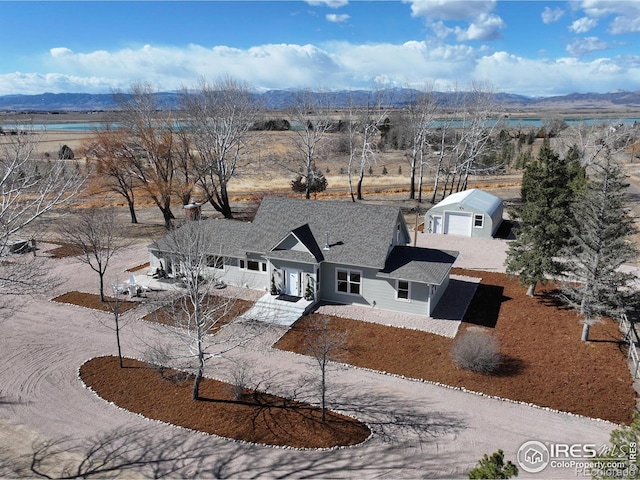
1, 89, 639, 112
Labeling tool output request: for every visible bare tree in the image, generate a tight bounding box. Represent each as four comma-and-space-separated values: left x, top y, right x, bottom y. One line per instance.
181, 76, 258, 218
288, 90, 334, 199
404, 84, 438, 201
82, 126, 142, 223
344, 89, 389, 201
113, 82, 177, 228
149, 219, 267, 400
58, 208, 128, 302
0, 122, 85, 302
439, 83, 503, 199
304, 316, 347, 422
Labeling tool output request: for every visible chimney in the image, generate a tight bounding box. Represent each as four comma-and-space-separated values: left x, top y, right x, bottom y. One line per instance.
184, 202, 202, 221
323, 231, 330, 250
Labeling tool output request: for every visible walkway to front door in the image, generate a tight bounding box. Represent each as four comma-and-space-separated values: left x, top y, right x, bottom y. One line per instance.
240, 293, 313, 326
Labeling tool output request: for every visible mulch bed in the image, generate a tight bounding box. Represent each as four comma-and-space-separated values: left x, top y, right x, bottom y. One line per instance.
80, 356, 371, 448
52, 291, 140, 314
142, 296, 253, 332
44, 241, 85, 259
127, 262, 150, 273
275, 269, 636, 425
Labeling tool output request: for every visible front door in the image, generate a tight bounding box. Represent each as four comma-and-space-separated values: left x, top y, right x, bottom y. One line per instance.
285, 269, 300, 296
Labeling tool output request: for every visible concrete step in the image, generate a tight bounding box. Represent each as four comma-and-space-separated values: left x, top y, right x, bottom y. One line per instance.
241, 294, 313, 326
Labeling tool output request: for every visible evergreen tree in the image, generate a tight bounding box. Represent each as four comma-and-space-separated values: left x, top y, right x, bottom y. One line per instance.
505, 141, 586, 296
468, 449, 518, 479
559, 150, 638, 341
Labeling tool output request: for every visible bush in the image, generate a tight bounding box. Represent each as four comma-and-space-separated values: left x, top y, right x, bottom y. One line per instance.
468, 449, 518, 479
452, 329, 501, 374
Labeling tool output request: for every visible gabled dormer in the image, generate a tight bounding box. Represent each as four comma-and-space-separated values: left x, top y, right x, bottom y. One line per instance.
269, 223, 324, 264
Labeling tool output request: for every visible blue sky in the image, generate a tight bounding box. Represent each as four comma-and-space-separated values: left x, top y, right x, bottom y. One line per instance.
1, 1, 639, 97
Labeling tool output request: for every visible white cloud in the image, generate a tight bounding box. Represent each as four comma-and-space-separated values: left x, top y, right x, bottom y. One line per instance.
577, 1, 640, 34
305, 0, 348, 8
454, 13, 505, 41
50, 47, 73, 57
1, 39, 639, 97
541, 6, 564, 24
609, 15, 640, 35
405, 0, 496, 21
566, 36, 609, 57
326, 13, 350, 23
569, 17, 598, 34
405, 0, 503, 43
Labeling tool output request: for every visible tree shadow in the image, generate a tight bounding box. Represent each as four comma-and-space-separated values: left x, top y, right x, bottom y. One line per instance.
462, 284, 510, 329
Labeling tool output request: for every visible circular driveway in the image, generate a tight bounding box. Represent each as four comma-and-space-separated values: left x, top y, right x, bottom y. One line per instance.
0, 243, 617, 479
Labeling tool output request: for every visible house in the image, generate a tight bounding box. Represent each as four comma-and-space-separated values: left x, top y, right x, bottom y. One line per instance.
149, 197, 458, 317
425, 189, 503, 238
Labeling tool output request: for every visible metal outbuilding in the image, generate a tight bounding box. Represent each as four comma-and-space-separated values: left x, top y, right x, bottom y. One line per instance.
425, 189, 504, 238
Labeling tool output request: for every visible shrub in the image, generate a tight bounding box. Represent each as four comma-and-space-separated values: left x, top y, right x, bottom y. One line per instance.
452, 329, 501, 374
468, 449, 518, 479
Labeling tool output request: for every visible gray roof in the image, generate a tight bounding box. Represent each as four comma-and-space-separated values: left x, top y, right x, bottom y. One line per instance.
149, 219, 253, 258
247, 197, 409, 269
149, 198, 458, 284
377, 246, 458, 285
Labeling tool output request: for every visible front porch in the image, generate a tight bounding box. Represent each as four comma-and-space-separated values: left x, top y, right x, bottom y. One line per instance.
239, 293, 316, 326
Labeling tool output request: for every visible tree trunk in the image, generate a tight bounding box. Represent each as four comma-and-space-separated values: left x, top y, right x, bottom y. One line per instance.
127, 200, 138, 224
408, 160, 416, 200
115, 313, 123, 368
321, 365, 326, 422
526, 282, 536, 297
356, 170, 364, 200
192, 369, 203, 400
581, 322, 590, 342
99, 272, 106, 302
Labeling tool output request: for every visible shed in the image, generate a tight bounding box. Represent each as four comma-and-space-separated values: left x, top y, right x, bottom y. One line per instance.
425, 189, 503, 238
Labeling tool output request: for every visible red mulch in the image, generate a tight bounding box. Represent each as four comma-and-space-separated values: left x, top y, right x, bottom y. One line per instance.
127, 262, 150, 273
142, 296, 253, 332
80, 356, 371, 448
44, 242, 85, 259
52, 291, 140, 313
275, 269, 636, 425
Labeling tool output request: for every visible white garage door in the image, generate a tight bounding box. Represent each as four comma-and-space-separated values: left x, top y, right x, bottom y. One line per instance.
444, 212, 472, 236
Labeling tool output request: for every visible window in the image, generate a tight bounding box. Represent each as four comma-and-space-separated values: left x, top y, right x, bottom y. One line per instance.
336, 269, 361, 295
474, 214, 484, 228
207, 256, 224, 269
396, 280, 410, 301
239, 258, 267, 273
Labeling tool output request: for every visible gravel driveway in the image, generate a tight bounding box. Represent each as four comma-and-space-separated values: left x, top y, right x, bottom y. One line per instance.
0, 242, 618, 479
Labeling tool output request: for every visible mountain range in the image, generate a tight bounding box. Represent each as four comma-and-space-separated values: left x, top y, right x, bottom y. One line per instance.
1, 89, 640, 112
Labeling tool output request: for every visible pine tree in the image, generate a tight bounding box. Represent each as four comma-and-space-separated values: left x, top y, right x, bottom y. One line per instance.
505, 141, 585, 295
559, 150, 638, 341
468, 449, 518, 479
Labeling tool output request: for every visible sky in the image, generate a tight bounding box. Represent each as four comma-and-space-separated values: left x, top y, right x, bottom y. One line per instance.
1, 0, 639, 98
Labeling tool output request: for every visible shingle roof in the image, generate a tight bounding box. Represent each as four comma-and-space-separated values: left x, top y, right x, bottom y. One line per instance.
150, 198, 457, 285
149, 218, 253, 258
377, 246, 458, 284
248, 197, 407, 269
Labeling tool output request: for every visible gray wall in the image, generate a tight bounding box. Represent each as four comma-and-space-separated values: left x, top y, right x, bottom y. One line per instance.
319, 262, 436, 316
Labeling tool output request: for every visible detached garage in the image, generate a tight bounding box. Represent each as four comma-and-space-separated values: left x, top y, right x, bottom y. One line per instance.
426, 189, 504, 238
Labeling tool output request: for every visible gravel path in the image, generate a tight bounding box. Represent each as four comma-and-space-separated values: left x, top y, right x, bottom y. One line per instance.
0, 242, 618, 479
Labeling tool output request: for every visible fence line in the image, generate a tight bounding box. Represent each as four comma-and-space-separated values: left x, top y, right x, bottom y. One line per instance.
621, 314, 640, 379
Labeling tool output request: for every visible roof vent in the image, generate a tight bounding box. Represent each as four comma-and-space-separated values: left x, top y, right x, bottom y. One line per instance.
323, 231, 330, 250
